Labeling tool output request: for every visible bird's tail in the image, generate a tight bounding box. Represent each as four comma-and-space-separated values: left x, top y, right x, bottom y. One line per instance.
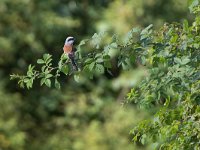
68, 54, 78, 71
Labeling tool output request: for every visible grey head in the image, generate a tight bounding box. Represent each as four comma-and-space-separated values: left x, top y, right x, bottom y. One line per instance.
65, 36, 75, 45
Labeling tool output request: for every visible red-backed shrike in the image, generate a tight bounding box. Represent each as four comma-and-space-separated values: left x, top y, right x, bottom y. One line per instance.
63, 36, 78, 71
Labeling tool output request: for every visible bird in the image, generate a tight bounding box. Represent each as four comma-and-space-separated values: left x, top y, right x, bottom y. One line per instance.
63, 36, 78, 71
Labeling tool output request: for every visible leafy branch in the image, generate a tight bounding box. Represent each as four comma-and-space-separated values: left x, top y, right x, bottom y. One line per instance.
10, 25, 150, 89
10, 53, 70, 89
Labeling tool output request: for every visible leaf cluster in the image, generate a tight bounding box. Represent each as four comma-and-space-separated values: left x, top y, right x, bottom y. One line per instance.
127, 2, 200, 149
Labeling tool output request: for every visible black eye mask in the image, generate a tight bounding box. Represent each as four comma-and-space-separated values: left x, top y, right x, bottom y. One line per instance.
67, 37, 75, 42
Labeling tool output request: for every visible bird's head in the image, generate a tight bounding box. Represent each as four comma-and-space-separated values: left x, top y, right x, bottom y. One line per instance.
65, 36, 75, 45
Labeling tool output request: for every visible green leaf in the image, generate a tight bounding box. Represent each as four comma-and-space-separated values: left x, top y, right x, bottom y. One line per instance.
45, 79, 51, 87
140, 24, 153, 40
40, 78, 45, 86
46, 74, 53, 78
95, 64, 104, 74
27, 72, 32, 77
181, 57, 190, 65
96, 58, 103, 63
124, 27, 140, 44
61, 53, 68, 61
78, 39, 88, 47
183, 19, 189, 32
141, 56, 146, 65
77, 39, 89, 56
110, 42, 118, 48
103, 55, 111, 60
174, 57, 190, 65
44, 68, 50, 74
46, 58, 52, 65
27, 65, 34, 77
74, 74, 80, 82
85, 58, 94, 64
41, 66, 46, 72
18, 80, 25, 88
83, 65, 94, 79
193, 43, 199, 49
174, 57, 182, 64
28, 64, 34, 71
89, 62, 96, 71
61, 65, 69, 75
26, 78, 33, 89
55, 79, 61, 89
24, 78, 30, 83
91, 32, 105, 49
95, 53, 102, 58
104, 61, 112, 68
43, 54, 51, 61
141, 134, 147, 145
37, 59, 45, 64
26, 81, 32, 89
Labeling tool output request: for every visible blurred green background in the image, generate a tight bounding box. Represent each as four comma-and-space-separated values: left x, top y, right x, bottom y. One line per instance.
0, 0, 190, 149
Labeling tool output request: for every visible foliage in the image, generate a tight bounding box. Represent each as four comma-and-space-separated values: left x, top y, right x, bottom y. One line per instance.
10, 27, 142, 88
10, 1, 200, 149
127, 1, 200, 149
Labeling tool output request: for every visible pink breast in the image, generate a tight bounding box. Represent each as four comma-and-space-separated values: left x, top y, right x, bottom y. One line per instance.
63, 45, 72, 54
